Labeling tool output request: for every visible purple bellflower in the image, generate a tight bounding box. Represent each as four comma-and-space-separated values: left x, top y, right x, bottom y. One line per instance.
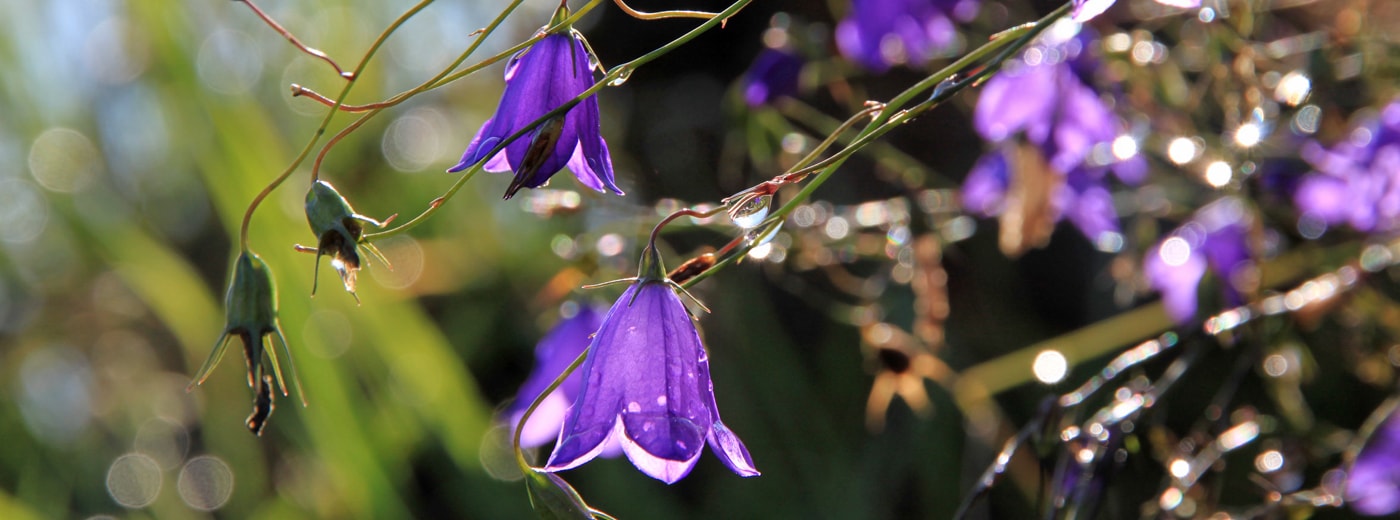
448, 10, 622, 200
544, 247, 758, 484
742, 48, 803, 107
1348, 400, 1400, 516
1143, 197, 1251, 324
1071, 0, 1201, 23
506, 305, 612, 450
836, 0, 976, 72
962, 28, 1144, 250
1294, 98, 1400, 234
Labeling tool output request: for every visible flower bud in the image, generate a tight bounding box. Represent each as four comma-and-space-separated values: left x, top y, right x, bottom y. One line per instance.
303, 180, 390, 300
187, 251, 306, 433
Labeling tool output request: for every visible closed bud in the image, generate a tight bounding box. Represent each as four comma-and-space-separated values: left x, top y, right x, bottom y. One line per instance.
302, 180, 391, 301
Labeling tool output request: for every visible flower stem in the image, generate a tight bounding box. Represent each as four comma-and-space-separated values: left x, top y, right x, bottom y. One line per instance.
681, 2, 1070, 289
235, 0, 354, 79
513, 346, 591, 473
612, 0, 722, 20
237, 0, 434, 250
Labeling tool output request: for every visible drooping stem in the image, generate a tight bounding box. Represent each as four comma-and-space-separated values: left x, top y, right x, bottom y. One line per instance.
238, 0, 435, 249
513, 347, 591, 472
648, 207, 727, 249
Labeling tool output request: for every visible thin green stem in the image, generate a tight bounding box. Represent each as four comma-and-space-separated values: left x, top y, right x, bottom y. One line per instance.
367, 0, 755, 241
238, 0, 434, 249
681, 3, 1070, 288
513, 346, 591, 472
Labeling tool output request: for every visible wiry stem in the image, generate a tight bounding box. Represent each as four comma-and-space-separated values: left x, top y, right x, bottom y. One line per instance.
612, 0, 723, 20
238, 0, 434, 249
235, 0, 354, 79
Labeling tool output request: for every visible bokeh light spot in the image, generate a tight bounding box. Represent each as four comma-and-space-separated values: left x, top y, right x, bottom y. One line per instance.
178, 456, 234, 511
106, 453, 162, 508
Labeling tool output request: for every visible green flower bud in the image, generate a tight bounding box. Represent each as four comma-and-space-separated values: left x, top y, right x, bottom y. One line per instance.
302, 180, 391, 301
187, 251, 306, 435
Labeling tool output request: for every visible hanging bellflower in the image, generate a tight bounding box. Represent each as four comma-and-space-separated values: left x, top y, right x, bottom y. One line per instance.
544, 247, 758, 484
448, 6, 623, 200
1294, 98, 1400, 234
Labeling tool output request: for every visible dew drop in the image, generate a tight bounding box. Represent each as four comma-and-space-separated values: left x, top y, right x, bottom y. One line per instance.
656, 395, 667, 407
626, 401, 641, 413
608, 67, 632, 86
729, 194, 771, 229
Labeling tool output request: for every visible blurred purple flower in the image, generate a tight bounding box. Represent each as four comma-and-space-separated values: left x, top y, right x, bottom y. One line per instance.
449, 28, 623, 200
960, 147, 1120, 243
742, 48, 803, 107
1348, 401, 1400, 516
962, 33, 1143, 246
1071, 0, 1201, 23
1294, 99, 1400, 234
1144, 198, 1251, 323
544, 259, 758, 484
836, 0, 975, 72
506, 306, 606, 449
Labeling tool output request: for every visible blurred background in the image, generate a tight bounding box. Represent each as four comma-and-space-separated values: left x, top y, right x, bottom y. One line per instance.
1, 0, 1397, 518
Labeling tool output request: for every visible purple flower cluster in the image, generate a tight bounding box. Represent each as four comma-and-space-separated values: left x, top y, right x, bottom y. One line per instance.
961, 30, 1144, 249
1294, 99, 1400, 234
742, 48, 803, 107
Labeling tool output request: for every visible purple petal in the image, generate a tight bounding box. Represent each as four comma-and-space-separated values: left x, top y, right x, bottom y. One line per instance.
1348, 402, 1400, 516
1144, 237, 1208, 323
566, 60, 623, 195
1051, 73, 1116, 173
742, 49, 803, 107
708, 422, 760, 477
1071, 0, 1117, 22
1062, 174, 1119, 241
975, 64, 1056, 143
512, 391, 573, 448
618, 419, 702, 484
961, 150, 1010, 216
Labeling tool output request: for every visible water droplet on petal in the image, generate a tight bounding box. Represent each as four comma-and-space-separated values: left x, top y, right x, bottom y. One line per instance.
627, 401, 641, 413
656, 395, 667, 407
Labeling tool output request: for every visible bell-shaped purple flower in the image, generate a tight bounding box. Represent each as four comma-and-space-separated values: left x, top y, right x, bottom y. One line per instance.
1348, 400, 1400, 516
448, 24, 623, 200
544, 250, 758, 484
836, 0, 974, 72
1143, 198, 1251, 323
1294, 98, 1400, 234
506, 306, 606, 449
1071, 0, 1201, 23
742, 48, 803, 107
